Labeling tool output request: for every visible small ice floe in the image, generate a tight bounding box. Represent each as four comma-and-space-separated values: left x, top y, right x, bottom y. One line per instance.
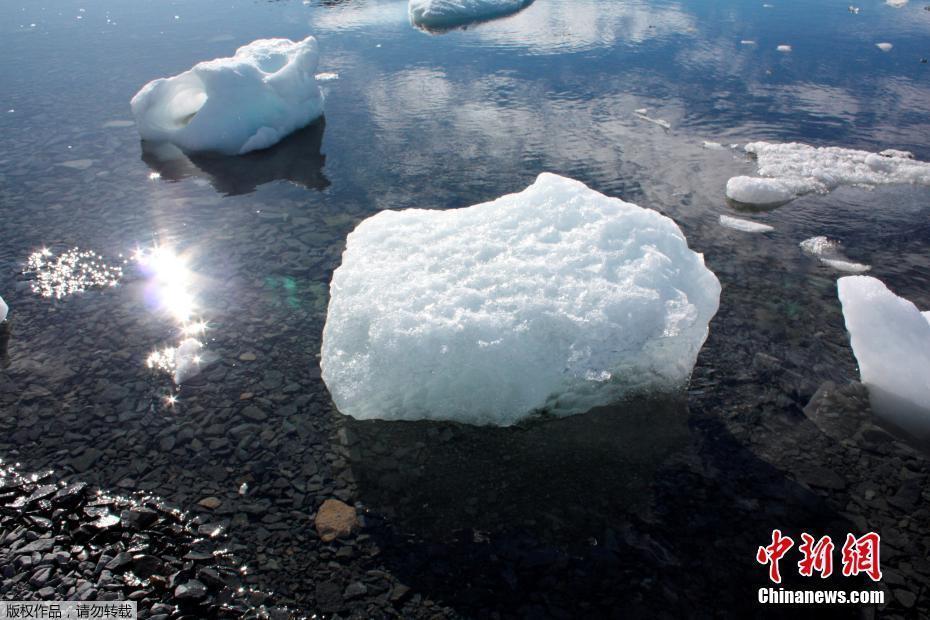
315, 72, 339, 81
409, 0, 534, 30
776, 44, 792, 53
131, 36, 324, 155
59, 159, 94, 170
725, 141, 930, 208
24, 247, 123, 298
321, 173, 720, 426
800, 236, 870, 273
702, 140, 725, 150
634, 110, 671, 130
876, 42, 893, 52
885, 0, 907, 7
146, 337, 208, 384
740, 40, 756, 45
837, 276, 930, 441
848, 5, 860, 13
102, 120, 134, 128
880, 148, 913, 159
719, 214, 774, 233
0, 295, 7, 323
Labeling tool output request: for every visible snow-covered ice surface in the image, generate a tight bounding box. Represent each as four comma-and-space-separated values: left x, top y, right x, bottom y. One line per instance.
838, 276, 930, 440
0, 295, 7, 323
719, 214, 774, 233
321, 173, 721, 426
800, 236, 870, 273
409, 0, 533, 29
726, 141, 930, 207
131, 36, 324, 155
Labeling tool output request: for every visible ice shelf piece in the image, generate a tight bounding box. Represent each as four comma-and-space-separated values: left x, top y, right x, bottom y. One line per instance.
131, 36, 324, 155
409, 0, 533, 29
321, 173, 721, 426
800, 236, 870, 273
726, 141, 930, 207
719, 214, 774, 233
838, 276, 930, 440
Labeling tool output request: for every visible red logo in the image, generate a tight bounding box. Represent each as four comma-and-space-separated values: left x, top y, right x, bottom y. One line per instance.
757, 531, 881, 583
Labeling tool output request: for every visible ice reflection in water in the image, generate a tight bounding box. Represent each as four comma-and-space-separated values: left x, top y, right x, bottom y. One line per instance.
342, 395, 689, 541
24, 247, 124, 298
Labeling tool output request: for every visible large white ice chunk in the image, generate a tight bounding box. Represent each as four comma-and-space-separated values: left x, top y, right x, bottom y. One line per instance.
838, 276, 930, 440
0, 295, 7, 323
131, 36, 324, 155
321, 173, 721, 426
409, 0, 533, 29
726, 141, 930, 207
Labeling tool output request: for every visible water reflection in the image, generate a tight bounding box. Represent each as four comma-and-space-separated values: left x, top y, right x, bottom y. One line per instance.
23, 247, 124, 299
140, 120, 329, 196
134, 245, 213, 387
343, 395, 689, 541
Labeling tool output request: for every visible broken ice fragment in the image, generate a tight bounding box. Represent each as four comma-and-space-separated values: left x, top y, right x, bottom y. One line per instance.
321, 173, 720, 426
131, 36, 324, 155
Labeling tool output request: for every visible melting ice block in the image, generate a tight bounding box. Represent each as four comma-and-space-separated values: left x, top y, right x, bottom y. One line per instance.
321, 173, 721, 426
131, 37, 324, 155
800, 236, 870, 273
838, 276, 930, 440
726, 141, 930, 207
409, 0, 533, 29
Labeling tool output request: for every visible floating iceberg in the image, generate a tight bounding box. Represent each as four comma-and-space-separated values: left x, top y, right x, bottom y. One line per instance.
800, 236, 870, 273
719, 214, 774, 233
321, 173, 721, 426
0, 295, 7, 322
409, 0, 534, 30
131, 36, 324, 155
838, 276, 930, 440
726, 141, 930, 207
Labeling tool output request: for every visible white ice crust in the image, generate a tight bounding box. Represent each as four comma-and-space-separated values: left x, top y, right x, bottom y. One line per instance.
718, 215, 774, 233
409, 0, 532, 29
800, 236, 870, 273
174, 338, 204, 384
321, 173, 721, 426
131, 37, 324, 155
838, 276, 930, 440
726, 141, 930, 206
0, 295, 7, 323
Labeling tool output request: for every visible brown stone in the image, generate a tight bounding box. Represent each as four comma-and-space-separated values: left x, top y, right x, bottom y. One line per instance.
197, 496, 222, 510
314, 499, 358, 542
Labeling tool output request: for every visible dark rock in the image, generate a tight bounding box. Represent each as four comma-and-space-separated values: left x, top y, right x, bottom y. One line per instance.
343, 581, 368, 599
175, 579, 207, 601
132, 554, 164, 579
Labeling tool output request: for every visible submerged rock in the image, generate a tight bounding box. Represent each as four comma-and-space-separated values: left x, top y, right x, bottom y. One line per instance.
322, 173, 720, 425
314, 499, 358, 542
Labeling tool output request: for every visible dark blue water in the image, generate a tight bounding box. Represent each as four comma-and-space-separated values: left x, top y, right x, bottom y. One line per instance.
1, 0, 930, 616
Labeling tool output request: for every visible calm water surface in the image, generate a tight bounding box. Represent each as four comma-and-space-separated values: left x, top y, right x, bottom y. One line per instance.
2, 0, 930, 616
